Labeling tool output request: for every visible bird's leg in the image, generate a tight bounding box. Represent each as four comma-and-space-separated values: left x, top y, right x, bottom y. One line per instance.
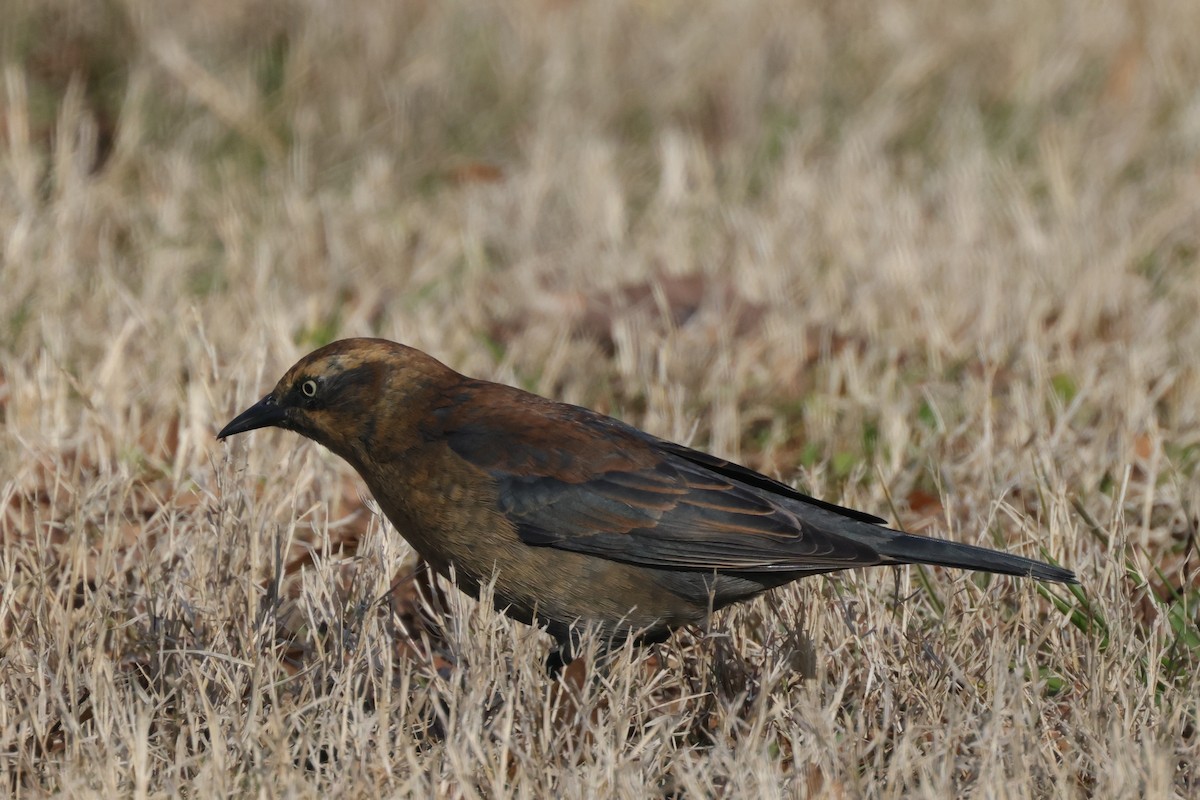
544, 623, 586, 676
545, 645, 573, 677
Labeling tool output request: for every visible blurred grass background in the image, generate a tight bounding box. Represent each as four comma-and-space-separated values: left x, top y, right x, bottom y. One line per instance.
1, 0, 1198, 796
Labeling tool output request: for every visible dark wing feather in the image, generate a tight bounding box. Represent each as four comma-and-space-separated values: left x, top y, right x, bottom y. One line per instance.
434, 384, 885, 574
495, 458, 883, 572
653, 440, 887, 525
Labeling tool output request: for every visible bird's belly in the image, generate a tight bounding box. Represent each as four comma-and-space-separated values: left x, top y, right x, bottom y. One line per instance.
370, 486, 707, 638
490, 548, 716, 639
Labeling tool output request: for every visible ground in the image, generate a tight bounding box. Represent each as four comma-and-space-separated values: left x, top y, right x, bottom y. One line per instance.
1, 0, 1197, 796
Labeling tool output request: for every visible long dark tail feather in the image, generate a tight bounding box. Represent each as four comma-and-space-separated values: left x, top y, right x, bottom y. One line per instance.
874, 531, 1078, 584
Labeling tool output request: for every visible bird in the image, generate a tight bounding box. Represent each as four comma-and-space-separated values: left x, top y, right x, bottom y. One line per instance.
218, 338, 1077, 670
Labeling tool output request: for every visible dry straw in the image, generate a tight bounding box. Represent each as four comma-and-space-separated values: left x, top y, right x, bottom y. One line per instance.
1, 0, 1197, 796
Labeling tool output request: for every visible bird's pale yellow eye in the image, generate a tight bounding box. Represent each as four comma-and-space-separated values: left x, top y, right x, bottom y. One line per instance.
301, 379, 318, 397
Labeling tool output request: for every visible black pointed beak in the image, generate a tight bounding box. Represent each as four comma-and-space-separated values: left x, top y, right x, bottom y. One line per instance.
217, 394, 287, 440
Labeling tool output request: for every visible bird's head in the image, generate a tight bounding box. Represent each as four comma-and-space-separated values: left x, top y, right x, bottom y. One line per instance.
217, 338, 450, 462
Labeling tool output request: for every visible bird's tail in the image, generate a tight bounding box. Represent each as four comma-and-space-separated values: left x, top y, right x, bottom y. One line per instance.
873, 530, 1078, 584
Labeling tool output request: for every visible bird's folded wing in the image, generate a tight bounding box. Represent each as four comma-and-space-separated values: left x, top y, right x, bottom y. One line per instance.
437, 392, 886, 573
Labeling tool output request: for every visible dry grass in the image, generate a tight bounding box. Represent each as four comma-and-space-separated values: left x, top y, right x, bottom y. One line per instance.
2, 0, 1198, 796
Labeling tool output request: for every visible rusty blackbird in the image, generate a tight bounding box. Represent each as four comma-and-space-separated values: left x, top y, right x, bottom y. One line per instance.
218, 338, 1076, 668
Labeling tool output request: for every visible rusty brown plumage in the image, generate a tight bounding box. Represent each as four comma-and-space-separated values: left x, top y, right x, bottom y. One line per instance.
218, 338, 1076, 669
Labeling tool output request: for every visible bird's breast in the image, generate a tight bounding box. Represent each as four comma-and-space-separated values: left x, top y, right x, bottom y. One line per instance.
354, 443, 510, 577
